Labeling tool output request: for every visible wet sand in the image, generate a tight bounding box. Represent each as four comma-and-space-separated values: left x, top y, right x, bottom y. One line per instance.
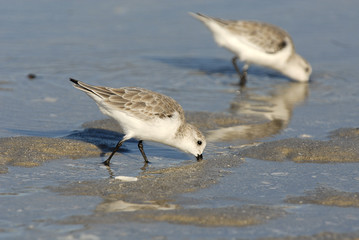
58, 205, 286, 228
240, 128, 359, 163
0, 136, 101, 171
2, 116, 359, 235
2, 120, 359, 171
286, 186, 359, 208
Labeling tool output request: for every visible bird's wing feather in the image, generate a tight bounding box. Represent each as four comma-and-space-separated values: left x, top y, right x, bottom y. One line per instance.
213, 18, 293, 54
106, 87, 185, 121
71, 80, 185, 121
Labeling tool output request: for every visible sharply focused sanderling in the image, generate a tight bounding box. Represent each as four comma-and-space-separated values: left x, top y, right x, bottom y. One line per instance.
189, 12, 312, 86
70, 78, 206, 166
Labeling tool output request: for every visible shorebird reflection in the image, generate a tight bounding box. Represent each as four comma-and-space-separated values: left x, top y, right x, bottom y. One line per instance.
207, 82, 308, 142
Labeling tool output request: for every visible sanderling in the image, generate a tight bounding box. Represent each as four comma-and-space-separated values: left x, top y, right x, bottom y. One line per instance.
70, 78, 206, 166
189, 12, 312, 86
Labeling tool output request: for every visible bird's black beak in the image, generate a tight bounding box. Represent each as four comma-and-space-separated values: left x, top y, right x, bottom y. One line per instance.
196, 154, 203, 162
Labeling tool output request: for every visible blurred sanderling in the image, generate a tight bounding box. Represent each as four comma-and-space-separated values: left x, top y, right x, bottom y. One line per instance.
189, 12, 312, 86
70, 78, 206, 166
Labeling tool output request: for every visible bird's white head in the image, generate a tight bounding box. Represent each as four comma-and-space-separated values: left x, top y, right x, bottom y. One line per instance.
282, 53, 312, 82
175, 123, 207, 161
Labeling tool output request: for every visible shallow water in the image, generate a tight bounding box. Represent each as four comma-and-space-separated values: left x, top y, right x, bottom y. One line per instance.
1, 0, 359, 239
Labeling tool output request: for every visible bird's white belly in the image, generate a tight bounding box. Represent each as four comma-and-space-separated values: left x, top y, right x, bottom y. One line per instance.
106, 110, 180, 143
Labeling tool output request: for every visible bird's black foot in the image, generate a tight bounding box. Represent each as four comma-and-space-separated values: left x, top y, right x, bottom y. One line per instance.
140, 161, 150, 171
103, 159, 111, 166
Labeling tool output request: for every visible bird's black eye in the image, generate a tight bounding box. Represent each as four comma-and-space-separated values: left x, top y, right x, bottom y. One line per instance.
197, 140, 202, 145
305, 67, 309, 73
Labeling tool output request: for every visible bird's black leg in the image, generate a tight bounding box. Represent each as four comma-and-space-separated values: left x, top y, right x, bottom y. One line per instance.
138, 140, 149, 163
241, 64, 249, 86
103, 138, 125, 166
232, 56, 242, 76
232, 56, 247, 87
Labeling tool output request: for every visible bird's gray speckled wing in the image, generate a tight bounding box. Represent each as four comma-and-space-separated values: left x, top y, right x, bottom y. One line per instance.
73, 80, 184, 121
105, 87, 185, 121
213, 17, 293, 54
